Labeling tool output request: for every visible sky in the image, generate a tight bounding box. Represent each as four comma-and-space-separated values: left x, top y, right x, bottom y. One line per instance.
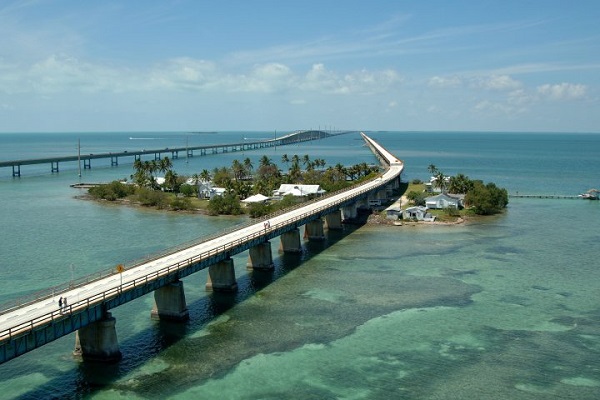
1, 0, 599, 133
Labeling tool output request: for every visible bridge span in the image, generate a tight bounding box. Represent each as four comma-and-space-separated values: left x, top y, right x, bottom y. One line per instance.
1, 129, 353, 177
0, 132, 403, 364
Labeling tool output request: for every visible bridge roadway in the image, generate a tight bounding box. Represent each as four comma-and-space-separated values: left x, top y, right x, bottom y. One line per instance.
1, 129, 351, 177
0, 132, 403, 364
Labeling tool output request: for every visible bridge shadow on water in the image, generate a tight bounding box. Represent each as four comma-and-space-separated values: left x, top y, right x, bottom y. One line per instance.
15, 216, 369, 399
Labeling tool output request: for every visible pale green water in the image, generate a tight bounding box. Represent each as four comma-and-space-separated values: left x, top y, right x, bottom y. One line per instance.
1, 132, 599, 399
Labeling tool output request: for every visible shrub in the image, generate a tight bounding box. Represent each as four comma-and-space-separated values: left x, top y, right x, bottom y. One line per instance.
247, 202, 272, 218
179, 184, 196, 197
88, 181, 134, 201
170, 197, 192, 211
136, 187, 169, 209
207, 193, 243, 215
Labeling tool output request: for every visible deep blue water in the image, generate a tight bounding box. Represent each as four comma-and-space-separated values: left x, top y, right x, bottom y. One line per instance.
0, 131, 599, 399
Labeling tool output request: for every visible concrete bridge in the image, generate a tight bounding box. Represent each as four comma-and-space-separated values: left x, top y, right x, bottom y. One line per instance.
0, 132, 403, 364
1, 129, 353, 177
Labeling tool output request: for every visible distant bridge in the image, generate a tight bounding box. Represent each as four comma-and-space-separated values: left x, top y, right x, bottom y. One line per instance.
0, 129, 354, 177
0, 132, 403, 364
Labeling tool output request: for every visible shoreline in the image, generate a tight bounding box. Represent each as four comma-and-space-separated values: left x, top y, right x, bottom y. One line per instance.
76, 193, 469, 225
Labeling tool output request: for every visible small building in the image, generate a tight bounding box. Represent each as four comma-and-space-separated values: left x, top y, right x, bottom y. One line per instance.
385, 205, 402, 220
402, 206, 435, 221
425, 193, 463, 210
273, 184, 326, 199
241, 193, 270, 204
198, 181, 227, 199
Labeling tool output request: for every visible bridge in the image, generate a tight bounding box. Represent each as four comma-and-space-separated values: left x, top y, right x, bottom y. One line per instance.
1, 129, 353, 177
0, 132, 403, 364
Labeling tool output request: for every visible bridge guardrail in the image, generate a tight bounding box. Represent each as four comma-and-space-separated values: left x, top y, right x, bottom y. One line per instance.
0, 171, 400, 343
0, 167, 390, 317
1, 135, 403, 344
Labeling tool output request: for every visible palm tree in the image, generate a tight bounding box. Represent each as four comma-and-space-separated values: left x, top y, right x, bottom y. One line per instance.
243, 157, 253, 177
289, 161, 302, 182
164, 170, 178, 192
259, 155, 272, 168
448, 173, 473, 194
428, 164, 438, 176
281, 154, 289, 168
158, 157, 172, 174
434, 170, 448, 193
231, 159, 244, 181
302, 154, 311, 170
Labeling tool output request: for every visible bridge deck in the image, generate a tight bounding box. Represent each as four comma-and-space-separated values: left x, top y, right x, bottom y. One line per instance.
0, 132, 403, 363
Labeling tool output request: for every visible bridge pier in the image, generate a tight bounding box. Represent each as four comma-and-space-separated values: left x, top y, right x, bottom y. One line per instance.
304, 219, 325, 241
73, 312, 121, 362
279, 228, 302, 253
247, 241, 274, 270
324, 210, 343, 230
151, 280, 189, 321
341, 204, 358, 220
206, 258, 238, 292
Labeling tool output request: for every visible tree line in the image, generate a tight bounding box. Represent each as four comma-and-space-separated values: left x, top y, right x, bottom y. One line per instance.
88, 154, 381, 216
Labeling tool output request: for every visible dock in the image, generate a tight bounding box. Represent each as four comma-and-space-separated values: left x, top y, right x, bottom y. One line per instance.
509, 194, 583, 200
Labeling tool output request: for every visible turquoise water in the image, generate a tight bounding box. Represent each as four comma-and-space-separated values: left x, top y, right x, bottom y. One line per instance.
1, 131, 599, 399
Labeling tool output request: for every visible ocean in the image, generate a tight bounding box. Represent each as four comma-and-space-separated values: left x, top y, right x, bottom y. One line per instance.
0, 131, 599, 399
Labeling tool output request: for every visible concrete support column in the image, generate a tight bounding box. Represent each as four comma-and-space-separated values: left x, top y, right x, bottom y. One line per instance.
377, 189, 387, 200
279, 228, 302, 253
151, 280, 189, 321
304, 219, 325, 241
341, 205, 357, 220
325, 210, 343, 230
247, 241, 274, 270
74, 312, 121, 362
206, 258, 238, 292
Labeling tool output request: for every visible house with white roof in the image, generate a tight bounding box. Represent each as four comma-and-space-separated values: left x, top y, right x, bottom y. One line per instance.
198, 181, 227, 199
273, 184, 326, 199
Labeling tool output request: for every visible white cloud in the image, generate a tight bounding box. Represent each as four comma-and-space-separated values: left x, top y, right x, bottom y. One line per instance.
471, 74, 522, 91
428, 75, 462, 88
537, 83, 587, 100
302, 63, 401, 95
0, 57, 402, 97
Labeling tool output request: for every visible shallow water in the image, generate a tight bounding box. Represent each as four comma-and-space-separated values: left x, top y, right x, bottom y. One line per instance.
1, 131, 599, 399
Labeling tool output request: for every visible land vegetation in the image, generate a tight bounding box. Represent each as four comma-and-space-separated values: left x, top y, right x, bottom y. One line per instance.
404, 164, 509, 218
87, 154, 381, 217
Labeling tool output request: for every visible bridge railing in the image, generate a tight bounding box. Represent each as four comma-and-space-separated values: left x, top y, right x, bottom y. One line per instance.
0, 165, 395, 317
0, 166, 402, 343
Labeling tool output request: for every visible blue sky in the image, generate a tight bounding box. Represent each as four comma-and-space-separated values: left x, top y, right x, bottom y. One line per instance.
1, 0, 598, 132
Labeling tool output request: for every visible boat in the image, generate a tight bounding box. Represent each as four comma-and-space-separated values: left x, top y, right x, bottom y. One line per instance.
578, 189, 599, 200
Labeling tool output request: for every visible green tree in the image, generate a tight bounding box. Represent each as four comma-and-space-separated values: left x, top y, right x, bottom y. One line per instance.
448, 173, 473, 194
207, 193, 243, 215
231, 159, 245, 181
243, 157, 254, 177
163, 170, 179, 192
465, 181, 509, 215
406, 190, 426, 206
200, 169, 211, 183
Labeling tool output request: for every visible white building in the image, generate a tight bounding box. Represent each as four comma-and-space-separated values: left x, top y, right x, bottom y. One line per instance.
273, 184, 326, 199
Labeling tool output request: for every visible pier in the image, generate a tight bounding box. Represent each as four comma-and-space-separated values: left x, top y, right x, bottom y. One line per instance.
509, 194, 586, 200
1, 129, 353, 177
